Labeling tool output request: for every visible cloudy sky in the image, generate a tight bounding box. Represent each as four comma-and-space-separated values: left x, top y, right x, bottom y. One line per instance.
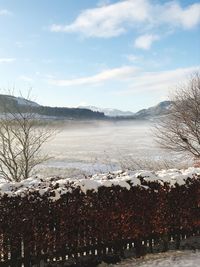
0, 0, 199, 112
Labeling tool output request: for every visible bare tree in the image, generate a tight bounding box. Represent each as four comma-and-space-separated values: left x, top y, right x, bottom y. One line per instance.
0, 93, 54, 181
154, 72, 200, 161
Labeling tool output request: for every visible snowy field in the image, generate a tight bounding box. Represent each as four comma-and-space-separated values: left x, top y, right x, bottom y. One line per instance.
108, 250, 200, 267
40, 120, 186, 177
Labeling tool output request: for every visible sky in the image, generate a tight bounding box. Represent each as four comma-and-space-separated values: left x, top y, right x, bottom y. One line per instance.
0, 0, 199, 112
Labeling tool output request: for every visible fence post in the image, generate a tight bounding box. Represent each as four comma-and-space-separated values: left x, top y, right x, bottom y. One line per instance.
10, 236, 22, 267
2, 234, 9, 264
134, 239, 142, 257
175, 231, 181, 250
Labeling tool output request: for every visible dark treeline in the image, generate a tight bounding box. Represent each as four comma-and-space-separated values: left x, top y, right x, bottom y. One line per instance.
34, 106, 105, 119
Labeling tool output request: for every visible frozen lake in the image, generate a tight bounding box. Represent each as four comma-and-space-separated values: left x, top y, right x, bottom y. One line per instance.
39, 120, 185, 177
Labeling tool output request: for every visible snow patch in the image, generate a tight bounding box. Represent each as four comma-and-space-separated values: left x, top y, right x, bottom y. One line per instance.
0, 167, 199, 201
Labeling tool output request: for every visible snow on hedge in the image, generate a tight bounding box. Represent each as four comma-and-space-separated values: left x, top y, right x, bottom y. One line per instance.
0, 167, 200, 200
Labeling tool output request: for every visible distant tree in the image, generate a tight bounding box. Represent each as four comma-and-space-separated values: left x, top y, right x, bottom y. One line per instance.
0, 93, 54, 182
154, 73, 200, 162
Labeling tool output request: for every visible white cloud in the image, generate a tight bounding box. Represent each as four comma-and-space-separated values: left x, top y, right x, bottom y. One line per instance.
15, 41, 24, 48
49, 65, 199, 92
161, 2, 200, 29
0, 58, 16, 63
0, 9, 12, 16
134, 34, 159, 50
50, 0, 151, 37
49, 66, 138, 87
126, 54, 140, 62
120, 66, 200, 95
97, 0, 111, 7
50, 0, 200, 38
19, 75, 33, 82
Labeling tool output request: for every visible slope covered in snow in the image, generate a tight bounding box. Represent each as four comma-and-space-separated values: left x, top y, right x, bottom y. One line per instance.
0, 94, 40, 107
134, 101, 173, 119
16, 96, 40, 107
79, 105, 135, 117
79, 101, 173, 119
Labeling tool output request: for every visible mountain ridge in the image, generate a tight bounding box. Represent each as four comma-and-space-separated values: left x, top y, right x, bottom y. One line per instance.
79, 101, 172, 119
0, 94, 105, 120
0, 94, 172, 120
78, 105, 135, 117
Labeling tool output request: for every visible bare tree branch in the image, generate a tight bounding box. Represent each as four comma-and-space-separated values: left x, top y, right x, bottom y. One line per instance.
0, 92, 55, 181
154, 72, 200, 160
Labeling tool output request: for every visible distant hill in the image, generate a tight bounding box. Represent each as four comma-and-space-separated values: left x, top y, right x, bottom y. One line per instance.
0, 94, 39, 111
134, 101, 173, 119
80, 101, 173, 119
0, 94, 105, 120
79, 105, 135, 117
0, 94, 173, 120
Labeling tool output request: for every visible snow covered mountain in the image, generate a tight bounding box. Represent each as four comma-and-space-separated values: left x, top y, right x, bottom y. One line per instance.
15, 97, 40, 107
134, 101, 173, 119
0, 94, 40, 107
79, 101, 172, 118
79, 105, 135, 117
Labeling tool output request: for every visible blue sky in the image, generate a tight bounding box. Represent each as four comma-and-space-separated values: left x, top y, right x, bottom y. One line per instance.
0, 0, 199, 112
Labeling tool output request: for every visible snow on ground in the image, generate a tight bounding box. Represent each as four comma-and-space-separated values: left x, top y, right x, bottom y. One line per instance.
38, 120, 193, 177
42, 121, 180, 172
107, 250, 200, 267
